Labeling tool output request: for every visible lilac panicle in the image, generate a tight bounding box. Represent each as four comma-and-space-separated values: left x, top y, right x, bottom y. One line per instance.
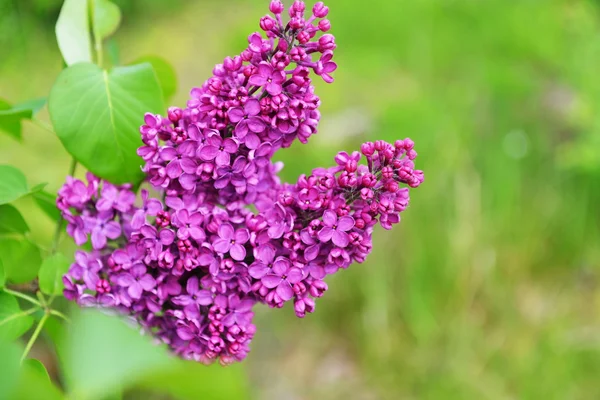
59, 0, 424, 365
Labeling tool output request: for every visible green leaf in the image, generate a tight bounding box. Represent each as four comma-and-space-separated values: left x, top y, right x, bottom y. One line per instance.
131, 55, 177, 100
38, 253, 71, 296
0, 204, 30, 235
65, 310, 175, 399
29, 183, 48, 193
49, 62, 164, 184
138, 362, 250, 400
0, 98, 46, 141
0, 340, 22, 399
33, 191, 61, 221
0, 238, 42, 284
0, 259, 5, 289
0, 292, 34, 341
12, 359, 65, 400
55, 0, 92, 65
0, 166, 29, 205
105, 38, 120, 67
93, 0, 121, 43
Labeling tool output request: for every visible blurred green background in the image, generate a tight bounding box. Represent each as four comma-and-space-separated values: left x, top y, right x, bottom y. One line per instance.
2, 0, 600, 398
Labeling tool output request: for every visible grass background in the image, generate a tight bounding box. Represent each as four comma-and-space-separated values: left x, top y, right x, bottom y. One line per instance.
2, 0, 600, 398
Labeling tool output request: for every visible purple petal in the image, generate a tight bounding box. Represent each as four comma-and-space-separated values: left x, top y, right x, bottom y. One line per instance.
196, 290, 213, 306
199, 145, 218, 161
244, 98, 261, 116
256, 245, 275, 264
286, 268, 304, 284
244, 133, 261, 150
186, 276, 199, 294
104, 221, 121, 239
180, 158, 197, 174
337, 216, 355, 232
116, 273, 135, 287
235, 121, 249, 139
215, 151, 230, 166
189, 227, 206, 241
247, 118, 266, 133
249, 75, 267, 86
222, 313, 236, 327
318, 226, 334, 243
159, 229, 175, 245
272, 258, 289, 276
266, 82, 282, 96
139, 274, 156, 291
166, 160, 182, 178
235, 229, 250, 243
228, 107, 245, 123
91, 228, 106, 249
257, 63, 272, 77
213, 239, 231, 254
177, 326, 195, 341
128, 282, 143, 299
131, 210, 146, 229
332, 231, 349, 247
230, 244, 246, 261
218, 224, 234, 240
222, 138, 238, 153
112, 249, 129, 264
322, 210, 336, 227
249, 264, 269, 279
165, 196, 184, 210
276, 282, 294, 301
172, 295, 192, 306
304, 244, 320, 261
160, 147, 178, 161
179, 174, 197, 190
262, 274, 282, 289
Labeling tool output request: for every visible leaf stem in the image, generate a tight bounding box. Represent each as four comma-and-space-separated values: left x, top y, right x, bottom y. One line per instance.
36, 291, 48, 308
20, 312, 49, 364
31, 118, 55, 134
0, 308, 38, 327
3, 288, 42, 307
90, 0, 104, 68
49, 309, 71, 323
51, 158, 77, 254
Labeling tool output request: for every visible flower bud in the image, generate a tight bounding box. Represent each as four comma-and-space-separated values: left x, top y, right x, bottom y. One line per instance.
318, 34, 336, 50
260, 15, 276, 31
313, 2, 329, 18
168, 107, 183, 123
269, 0, 284, 14
318, 19, 331, 32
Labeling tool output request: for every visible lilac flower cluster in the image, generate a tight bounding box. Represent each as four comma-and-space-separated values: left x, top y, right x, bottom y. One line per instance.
59, 0, 424, 365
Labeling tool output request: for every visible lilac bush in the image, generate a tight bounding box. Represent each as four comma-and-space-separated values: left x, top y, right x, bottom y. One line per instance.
58, 0, 424, 365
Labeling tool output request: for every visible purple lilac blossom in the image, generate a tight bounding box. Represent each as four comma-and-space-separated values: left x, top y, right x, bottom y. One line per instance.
58, 0, 424, 366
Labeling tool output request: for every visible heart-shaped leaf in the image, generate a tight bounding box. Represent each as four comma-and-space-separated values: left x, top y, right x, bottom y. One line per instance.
49, 63, 164, 184
39, 253, 71, 296
0, 166, 29, 205
0, 204, 30, 235
0, 292, 34, 341
0, 165, 47, 205
13, 359, 65, 400
93, 0, 121, 43
65, 310, 175, 399
33, 190, 61, 221
0, 238, 42, 284
0, 340, 22, 399
131, 55, 177, 100
55, 0, 92, 65
0, 98, 47, 141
